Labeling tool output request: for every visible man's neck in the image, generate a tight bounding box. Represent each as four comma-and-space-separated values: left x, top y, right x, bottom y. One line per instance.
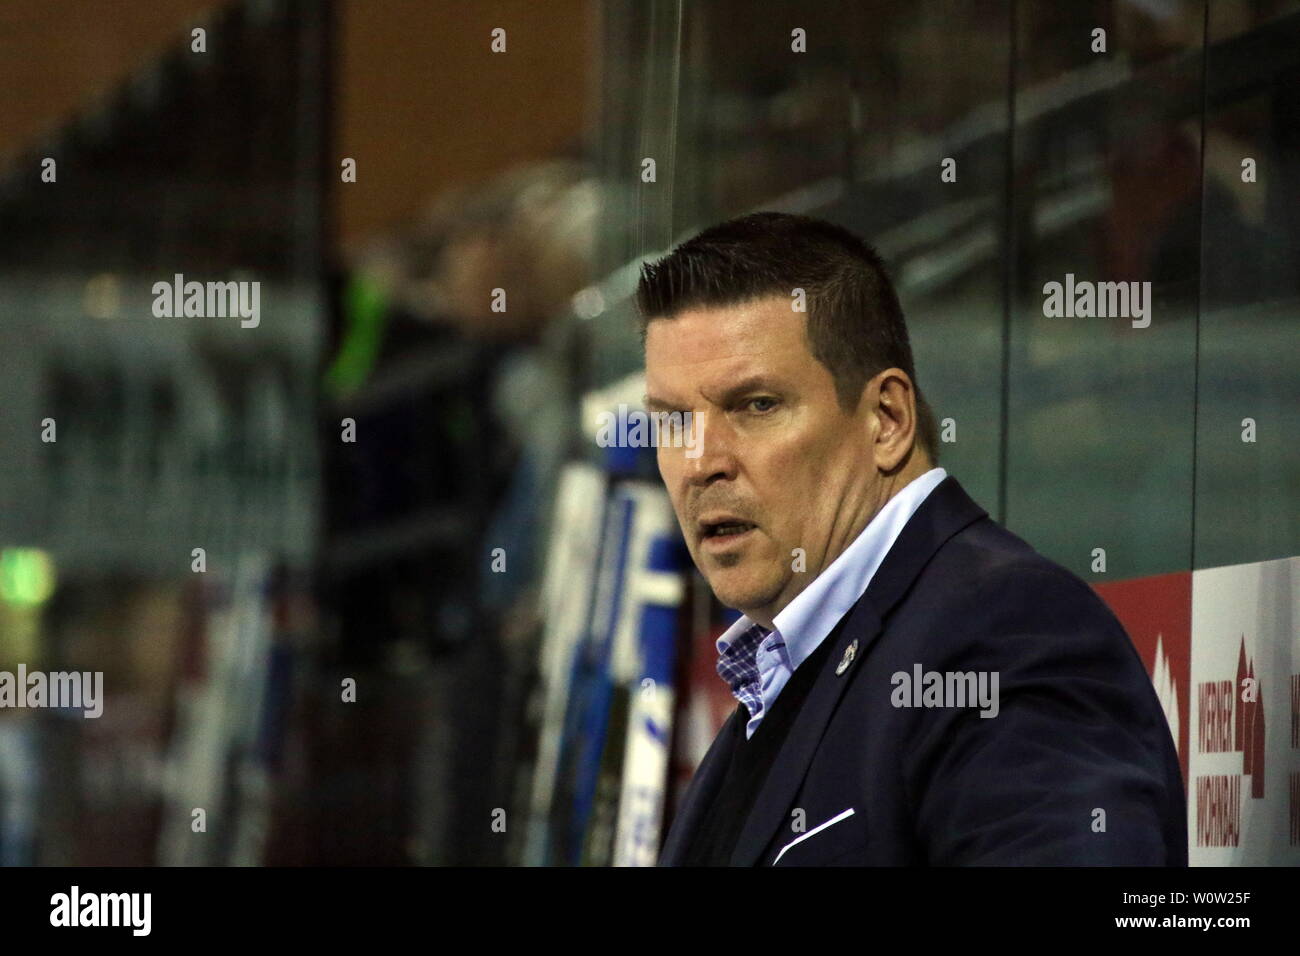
873, 449, 934, 518
832, 448, 933, 569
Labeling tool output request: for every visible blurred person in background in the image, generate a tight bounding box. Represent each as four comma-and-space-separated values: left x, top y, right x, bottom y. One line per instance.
328, 161, 598, 863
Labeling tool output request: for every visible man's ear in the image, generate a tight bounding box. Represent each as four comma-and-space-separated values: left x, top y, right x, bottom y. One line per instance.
870, 368, 917, 472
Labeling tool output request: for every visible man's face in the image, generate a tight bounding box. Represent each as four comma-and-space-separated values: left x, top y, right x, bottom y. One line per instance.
645, 295, 883, 626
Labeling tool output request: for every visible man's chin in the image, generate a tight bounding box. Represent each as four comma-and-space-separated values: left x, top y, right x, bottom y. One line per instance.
706, 575, 782, 620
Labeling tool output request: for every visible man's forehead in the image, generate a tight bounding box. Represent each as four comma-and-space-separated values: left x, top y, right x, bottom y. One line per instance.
645, 296, 804, 362
644, 297, 811, 400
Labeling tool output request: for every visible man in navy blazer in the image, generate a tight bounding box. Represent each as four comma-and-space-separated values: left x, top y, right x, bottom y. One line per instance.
638, 212, 1186, 866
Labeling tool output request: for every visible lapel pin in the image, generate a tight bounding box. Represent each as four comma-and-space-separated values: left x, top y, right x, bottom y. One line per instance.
835, 638, 858, 676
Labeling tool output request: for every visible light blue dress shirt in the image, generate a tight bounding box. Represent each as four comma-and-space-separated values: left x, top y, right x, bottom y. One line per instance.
715, 467, 948, 739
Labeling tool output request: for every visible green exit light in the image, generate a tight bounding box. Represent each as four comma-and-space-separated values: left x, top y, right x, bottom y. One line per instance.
0, 548, 57, 607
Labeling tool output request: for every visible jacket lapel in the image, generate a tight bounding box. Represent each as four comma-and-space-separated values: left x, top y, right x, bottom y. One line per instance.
657, 704, 744, 865
727, 475, 988, 866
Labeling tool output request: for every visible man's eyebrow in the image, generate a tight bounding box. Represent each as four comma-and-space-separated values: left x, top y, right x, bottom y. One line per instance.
645, 375, 783, 413
643, 393, 683, 413
709, 374, 784, 405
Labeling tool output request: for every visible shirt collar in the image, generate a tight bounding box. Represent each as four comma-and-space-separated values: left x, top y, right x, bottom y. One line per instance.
715, 467, 948, 670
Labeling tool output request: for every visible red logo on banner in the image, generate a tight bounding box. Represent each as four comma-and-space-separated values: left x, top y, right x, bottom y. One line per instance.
1093, 572, 1191, 786
1234, 636, 1266, 799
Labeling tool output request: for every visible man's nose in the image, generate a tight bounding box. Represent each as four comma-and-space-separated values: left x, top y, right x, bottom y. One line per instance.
684, 417, 737, 486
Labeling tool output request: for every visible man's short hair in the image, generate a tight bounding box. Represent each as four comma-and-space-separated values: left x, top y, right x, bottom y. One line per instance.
636, 211, 939, 462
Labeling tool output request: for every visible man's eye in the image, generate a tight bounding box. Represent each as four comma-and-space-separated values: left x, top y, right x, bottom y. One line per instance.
746, 397, 778, 413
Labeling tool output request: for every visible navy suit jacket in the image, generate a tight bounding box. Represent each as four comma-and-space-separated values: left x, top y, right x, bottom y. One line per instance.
659, 475, 1187, 866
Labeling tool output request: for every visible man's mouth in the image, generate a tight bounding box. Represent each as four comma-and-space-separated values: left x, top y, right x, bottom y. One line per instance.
697, 515, 758, 549
704, 522, 755, 537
